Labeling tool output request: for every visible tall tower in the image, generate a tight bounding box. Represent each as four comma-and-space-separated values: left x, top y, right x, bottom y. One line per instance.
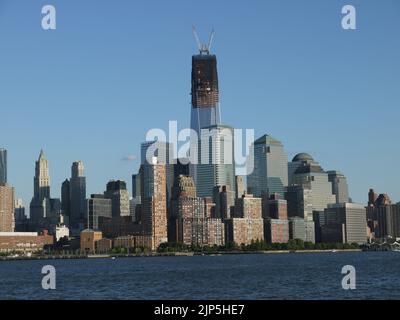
30, 149, 51, 223
0, 184, 14, 232
34, 149, 51, 201
190, 27, 220, 136
0, 148, 7, 185
140, 157, 168, 251
69, 161, 86, 229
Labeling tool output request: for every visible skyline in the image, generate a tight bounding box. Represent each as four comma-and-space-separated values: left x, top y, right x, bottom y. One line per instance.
1, 0, 399, 206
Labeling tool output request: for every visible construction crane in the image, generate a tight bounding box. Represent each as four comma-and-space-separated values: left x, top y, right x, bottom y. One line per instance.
192, 25, 215, 55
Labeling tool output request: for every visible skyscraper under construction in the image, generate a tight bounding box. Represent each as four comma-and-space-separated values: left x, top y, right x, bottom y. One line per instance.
190, 27, 221, 135
190, 28, 222, 185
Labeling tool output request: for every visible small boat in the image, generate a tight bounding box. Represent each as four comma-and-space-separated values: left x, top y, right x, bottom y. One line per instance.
111, 256, 116, 260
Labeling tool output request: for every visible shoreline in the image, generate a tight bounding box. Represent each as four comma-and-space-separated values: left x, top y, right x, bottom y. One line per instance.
0, 248, 364, 261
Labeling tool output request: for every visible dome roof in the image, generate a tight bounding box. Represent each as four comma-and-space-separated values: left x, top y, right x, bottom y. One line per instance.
292, 153, 314, 162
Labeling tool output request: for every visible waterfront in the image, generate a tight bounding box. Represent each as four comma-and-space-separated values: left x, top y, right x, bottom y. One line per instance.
0, 251, 399, 300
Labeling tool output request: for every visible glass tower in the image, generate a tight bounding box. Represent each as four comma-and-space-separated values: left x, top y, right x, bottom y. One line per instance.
0, 148, 7, 185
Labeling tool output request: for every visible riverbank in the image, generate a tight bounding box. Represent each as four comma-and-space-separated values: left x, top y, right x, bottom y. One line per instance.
0, 248, 363, 261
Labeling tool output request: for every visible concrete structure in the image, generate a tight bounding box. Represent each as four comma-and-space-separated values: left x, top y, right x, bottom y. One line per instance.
113, 235, 152, 250
0, 184, 14, 232
0, 148, 7, 185
170, 176, 224, 246
98, 216, 142, 239
267, 193, 288, 220
289, 153, 336, 214
234, 193, 262, 220
87, 194, 112, 229
61, 179, 70, 217
80, 229, 103, 253
55, 225, 69, 242
96, 238, 112, 253
69, 161, 86, 229
247, 134, 288, 198
321, 203, 367, 244
0, 231, 53, 252
30, 150, 51, 223
197, 125, 236, 198
264, 218, 289, 243
288, 217, 315, 243
225, 218, 264, 246
104, 180, 130, 217
214, 185, 235, 219
235, 175, 246, 199
327, 170, 349, 204
14, 198, 27, 231
285, 185, 313, 221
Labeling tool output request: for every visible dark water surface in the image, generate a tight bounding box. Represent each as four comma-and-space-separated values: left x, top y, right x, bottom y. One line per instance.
0, 252, 398, 300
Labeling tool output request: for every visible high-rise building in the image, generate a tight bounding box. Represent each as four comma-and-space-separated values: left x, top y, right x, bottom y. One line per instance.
61, 179, 71, 217
189, 33, 221, 184
197, 125, 236, 198
141, 141, 175, 205
173, 158, 190, 179
140, 158, 168, 250
0, 148, 7, 185
30, 150, 51, 223
288, 217, 315, 243
14, 198, 26, 231
87, 194, 112, 230
0, 184, 14, 232
327, 170, 349, 204
267, 193, 288, 220
235, 175, 246, 199
213, 185, 235, 219
289, 153, 336, 213
131, 173, 141, 198
247, 135, 288, 198
234, 193, 262, 220
321, 203, 367, 244
190, 49, 220, 136
285, 185, 313, 221
104, 180, 130, 217
69, 161, 86, 228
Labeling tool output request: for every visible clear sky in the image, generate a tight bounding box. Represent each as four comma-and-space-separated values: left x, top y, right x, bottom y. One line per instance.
0, 0, 399, 209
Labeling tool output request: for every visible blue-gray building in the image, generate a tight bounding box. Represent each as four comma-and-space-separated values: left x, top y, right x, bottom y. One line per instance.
0, 148, 7, 185
247, 135, 288, 198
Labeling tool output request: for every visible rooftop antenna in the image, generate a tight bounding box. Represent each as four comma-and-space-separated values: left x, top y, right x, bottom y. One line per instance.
192, 25, 215, 55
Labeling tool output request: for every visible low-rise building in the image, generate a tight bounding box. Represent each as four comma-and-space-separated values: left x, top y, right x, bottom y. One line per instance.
0, 231, 53, 252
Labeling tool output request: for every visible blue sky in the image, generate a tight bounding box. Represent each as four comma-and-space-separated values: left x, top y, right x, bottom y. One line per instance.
0, 0, 399, 208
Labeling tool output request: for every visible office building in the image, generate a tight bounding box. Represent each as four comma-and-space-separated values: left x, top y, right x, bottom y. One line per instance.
235, 175, 246, 199
285, 185, 313, 221
87, 194, 112, 230
0, 148, 7, 184
196, 124, 236, 198
247, 134, 288, 198
69, 161, 86, 228
327, 170, 349, 204
30, 150, 51, 223
321, 203, 367, 244
104, 180, 130, 217
0, 184, 15, 232
289, 153, 336, 213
